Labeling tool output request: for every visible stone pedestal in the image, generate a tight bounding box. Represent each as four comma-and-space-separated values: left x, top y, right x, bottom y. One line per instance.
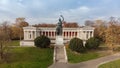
55, 36, 64, 45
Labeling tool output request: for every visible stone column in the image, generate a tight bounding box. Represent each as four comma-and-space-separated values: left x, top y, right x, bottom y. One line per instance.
48, 31, 50, 37
53, 31, 54, 38
86, 31, 88, 39
89, 31, 91, 38
46, 31, 48, 37
32, 31, 34, 40
79, 31, 81, 38
51, 31, 52, 38
34, 31, 35, 39
35, 30, 37, 38
37, 31, 39, 36
71, 31, 73, 38
50, 31, 51, 38
31, 31, 33, 40
52, 31, 53, 38
45, 31, 46, 36
27, 31, 30, 40
65, 31, 67, 38
27, 31, 29, 40
32, 31, 34, 39
73, 31, 75, 37
39, 31, 41, 36
25, 31, 27, 40
47, 31, 49, 37
54, 31, 56, 38
84, 31, 86, 40
87, 31, 89, 39
24, 31, 26, 40
51, 31, 53, 38
71, 32, 73, 38
92, 31, 94, 37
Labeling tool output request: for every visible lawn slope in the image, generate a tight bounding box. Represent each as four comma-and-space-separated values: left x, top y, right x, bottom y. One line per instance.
0, 47, 53, 68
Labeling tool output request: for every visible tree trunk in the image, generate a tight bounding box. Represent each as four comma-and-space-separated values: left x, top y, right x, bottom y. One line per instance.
0, 43, 4, 60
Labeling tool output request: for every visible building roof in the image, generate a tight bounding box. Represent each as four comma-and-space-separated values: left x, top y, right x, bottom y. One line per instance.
23, 25, 94, 30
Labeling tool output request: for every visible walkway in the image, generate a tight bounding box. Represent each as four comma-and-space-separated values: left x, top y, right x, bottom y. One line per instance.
54, 46, 67, 63
49, 45, 67, 68
49, 52, 120, 68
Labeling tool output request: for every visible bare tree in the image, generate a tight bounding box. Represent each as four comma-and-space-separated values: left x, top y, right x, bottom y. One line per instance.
84, 20, 94, 26
0, 22, 11, 63
105, 17, 120, 52
11, 17, 29, 40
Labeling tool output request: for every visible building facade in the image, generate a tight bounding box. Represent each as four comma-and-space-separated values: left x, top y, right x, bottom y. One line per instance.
20, 26, 94, 46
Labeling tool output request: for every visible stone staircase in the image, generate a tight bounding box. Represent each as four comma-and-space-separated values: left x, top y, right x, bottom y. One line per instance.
54, 45, 67, 63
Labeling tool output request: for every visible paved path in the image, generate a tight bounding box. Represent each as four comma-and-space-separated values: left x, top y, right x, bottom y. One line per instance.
49, 53, 120, 68
54, 46, 67, 63
49, 45, 67, 68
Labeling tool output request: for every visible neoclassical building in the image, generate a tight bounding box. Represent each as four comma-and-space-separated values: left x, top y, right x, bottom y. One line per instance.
20, 26, 94, 46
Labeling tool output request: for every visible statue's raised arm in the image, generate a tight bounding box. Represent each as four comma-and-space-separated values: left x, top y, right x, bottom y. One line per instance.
60, 15, 64, 22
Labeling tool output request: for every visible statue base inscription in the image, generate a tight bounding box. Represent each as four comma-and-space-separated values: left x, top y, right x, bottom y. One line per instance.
55, 36, 64, 46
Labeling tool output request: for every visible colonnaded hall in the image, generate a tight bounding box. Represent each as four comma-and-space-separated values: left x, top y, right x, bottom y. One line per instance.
20, 25, 94, 46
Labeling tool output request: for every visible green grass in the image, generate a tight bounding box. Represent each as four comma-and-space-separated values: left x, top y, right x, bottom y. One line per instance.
99, 59, 120, 68
67, 49, 107, 63
10, 40, 20, 46
0, 47, 53, 68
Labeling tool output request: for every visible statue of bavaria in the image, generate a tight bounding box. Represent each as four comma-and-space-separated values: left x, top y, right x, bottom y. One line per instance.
56, 15, 64, 36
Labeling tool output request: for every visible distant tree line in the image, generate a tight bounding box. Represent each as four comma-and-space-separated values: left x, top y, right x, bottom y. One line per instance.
33, 23, 56, 27
33, 21, 79, 28
0, 17, 29, 40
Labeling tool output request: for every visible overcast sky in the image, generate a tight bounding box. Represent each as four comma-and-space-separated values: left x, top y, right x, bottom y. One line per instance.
0, 0, 120, 25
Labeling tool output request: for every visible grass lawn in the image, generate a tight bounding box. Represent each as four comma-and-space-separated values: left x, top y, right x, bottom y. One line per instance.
67, 49, 109, 63
99, 59, 120, 68
10, 40, 20, 46
0, 47, 53, 68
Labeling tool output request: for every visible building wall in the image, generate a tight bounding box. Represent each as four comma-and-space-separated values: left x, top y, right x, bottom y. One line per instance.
20, 26, 94, 46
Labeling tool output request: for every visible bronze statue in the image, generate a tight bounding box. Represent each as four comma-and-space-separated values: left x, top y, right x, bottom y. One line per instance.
56, 15, 64, 36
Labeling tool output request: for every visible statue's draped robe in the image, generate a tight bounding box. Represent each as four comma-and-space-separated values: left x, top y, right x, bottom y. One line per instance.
56, 18, 63, 36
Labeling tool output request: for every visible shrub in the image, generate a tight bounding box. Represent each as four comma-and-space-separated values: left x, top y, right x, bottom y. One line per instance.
34, 35, 50, 48
69, 37, 85, 53
85, 37, 100, 49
